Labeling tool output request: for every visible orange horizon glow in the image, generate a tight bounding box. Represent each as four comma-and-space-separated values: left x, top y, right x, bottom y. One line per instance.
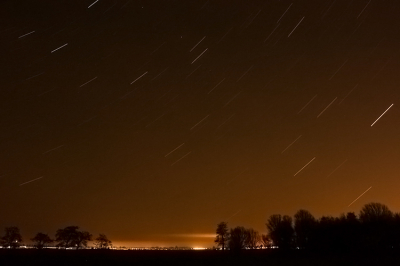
109, 233, 216, 248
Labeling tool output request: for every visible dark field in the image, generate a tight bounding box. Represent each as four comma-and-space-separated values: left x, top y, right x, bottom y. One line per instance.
2, 249, 400, 266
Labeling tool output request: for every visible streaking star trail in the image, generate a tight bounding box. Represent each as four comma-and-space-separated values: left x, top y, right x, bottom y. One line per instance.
348, 187, 372, 207
371, 104, 394, 127
294, 157, 316, 176
19, 177, 44, 186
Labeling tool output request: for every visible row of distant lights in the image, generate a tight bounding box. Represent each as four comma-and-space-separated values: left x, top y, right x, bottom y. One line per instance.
1, 246, 281, 250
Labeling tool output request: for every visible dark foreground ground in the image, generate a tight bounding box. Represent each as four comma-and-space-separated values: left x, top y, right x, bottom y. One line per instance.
2, 249, 400, 266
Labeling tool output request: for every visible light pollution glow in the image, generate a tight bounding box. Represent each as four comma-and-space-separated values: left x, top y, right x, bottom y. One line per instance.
111, 234, 215, 248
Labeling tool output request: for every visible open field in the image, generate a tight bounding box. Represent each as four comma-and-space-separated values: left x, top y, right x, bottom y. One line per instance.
1, 249, 400, 266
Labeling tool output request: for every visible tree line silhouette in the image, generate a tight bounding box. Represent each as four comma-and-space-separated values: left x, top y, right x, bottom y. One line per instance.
215, 202, 400, 252
0, 226, 112, 249
2, 202, 397, 251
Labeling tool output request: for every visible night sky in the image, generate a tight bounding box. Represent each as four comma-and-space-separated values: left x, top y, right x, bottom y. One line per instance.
2, 0, 400, 248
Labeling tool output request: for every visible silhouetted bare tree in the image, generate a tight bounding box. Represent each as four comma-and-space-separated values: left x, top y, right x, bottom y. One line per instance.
0, 227, 22, 249
56, 226, 79, 249
294, 209, 316, 249
359, 202, 393, 249
94, 234, 112, 249
314, 216, 337, 250
266, 214, 294, 249
31, 233, 53, 249
55, 226, 92, 249
76, 231, 92, 249
56, 226, 78, 249
214, 222, 229, 251
390, 213, 400, 248
261, 234, 272, 248
339, 212, 361, 251
245, 228, 261, 249
359, 202, 393, 223
228, 226, 248, 252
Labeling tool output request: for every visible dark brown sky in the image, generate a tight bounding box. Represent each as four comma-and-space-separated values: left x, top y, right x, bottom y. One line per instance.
2, 0, 400, 248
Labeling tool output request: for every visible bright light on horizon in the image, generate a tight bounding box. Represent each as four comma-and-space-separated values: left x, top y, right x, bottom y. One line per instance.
168, 233, 215, 238
110, 237, 214, 249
